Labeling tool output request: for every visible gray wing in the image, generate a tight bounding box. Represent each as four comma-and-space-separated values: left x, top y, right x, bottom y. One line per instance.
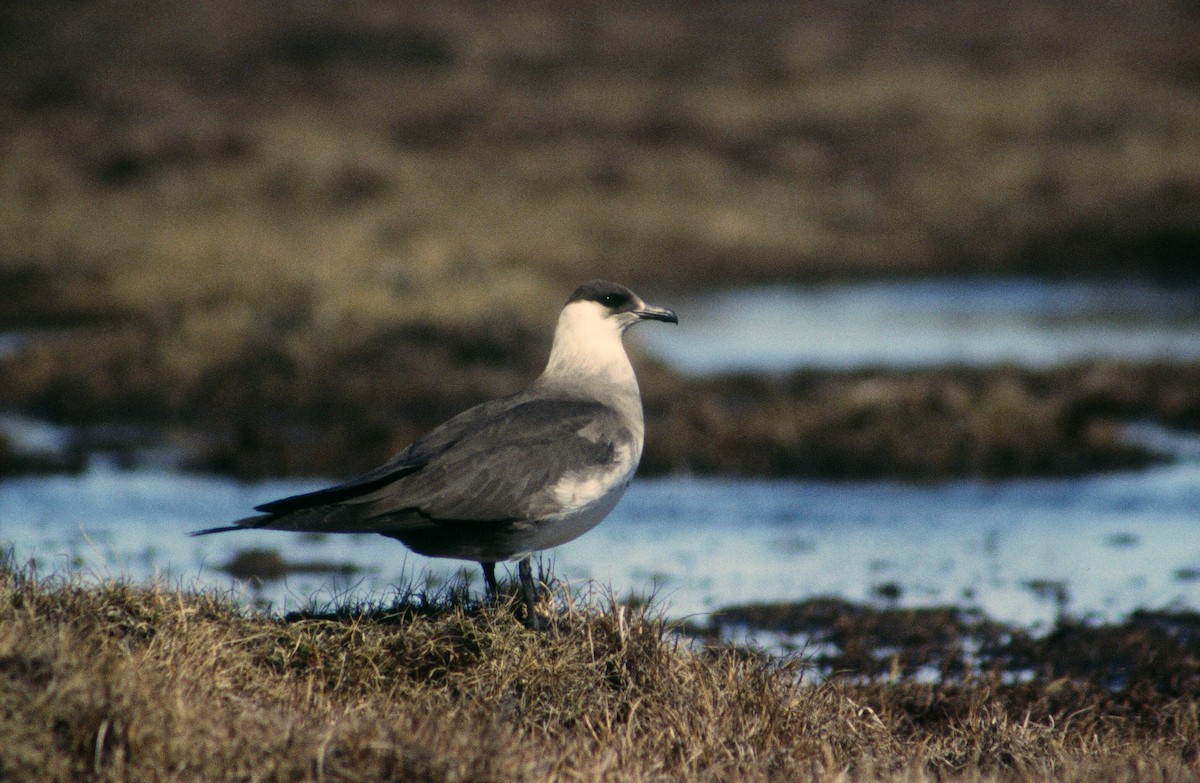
359, 398, 631, 523
249, 393, 528, 516
209, 395, 632, 535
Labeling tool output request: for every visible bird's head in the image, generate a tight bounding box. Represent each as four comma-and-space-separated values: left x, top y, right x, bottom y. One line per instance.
562, 280, 678, 334
543, 280, 677, 384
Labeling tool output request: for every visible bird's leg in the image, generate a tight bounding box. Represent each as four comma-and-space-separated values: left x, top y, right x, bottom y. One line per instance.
481, 561, 498, 604
517, 556, 546, 630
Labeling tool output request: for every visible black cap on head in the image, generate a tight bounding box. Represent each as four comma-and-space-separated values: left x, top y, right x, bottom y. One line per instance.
567, 280, 637, 313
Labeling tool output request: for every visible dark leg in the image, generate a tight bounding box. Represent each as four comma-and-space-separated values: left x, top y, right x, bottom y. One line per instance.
481, 561, 498, 603
517, 556, 546, 630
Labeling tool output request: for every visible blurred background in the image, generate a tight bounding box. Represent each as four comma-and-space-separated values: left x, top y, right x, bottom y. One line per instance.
2, 0, 1199, 636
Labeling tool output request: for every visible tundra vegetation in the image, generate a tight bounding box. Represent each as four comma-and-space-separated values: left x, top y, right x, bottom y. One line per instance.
1, 566, 1198, 783
2, 1, 1199, 780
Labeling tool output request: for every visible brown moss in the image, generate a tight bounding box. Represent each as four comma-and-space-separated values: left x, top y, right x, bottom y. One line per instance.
5, 316, 1198, 479
641, 364, 1170, 481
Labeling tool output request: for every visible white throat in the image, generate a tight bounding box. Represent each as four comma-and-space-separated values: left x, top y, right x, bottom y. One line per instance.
540, 300, 638, 395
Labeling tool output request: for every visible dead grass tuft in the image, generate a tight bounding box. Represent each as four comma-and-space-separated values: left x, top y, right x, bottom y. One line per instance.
1, 563, 1197, 781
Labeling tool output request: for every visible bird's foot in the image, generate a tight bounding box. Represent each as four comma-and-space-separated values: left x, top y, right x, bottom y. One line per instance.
481, 561, 499, 605
518, 556, 549, 631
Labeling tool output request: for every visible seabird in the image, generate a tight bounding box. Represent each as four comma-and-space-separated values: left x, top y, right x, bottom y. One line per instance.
194, 280, 677, 627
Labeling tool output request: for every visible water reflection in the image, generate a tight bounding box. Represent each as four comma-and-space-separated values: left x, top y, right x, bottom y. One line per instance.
636, 279, 1200, 373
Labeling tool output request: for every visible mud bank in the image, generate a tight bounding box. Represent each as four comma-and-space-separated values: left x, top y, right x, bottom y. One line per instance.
698, 597, 1200, 693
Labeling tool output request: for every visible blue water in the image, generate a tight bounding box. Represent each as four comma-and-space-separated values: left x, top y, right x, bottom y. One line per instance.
635, 279, 1200, 372
2, 444, 1198, 629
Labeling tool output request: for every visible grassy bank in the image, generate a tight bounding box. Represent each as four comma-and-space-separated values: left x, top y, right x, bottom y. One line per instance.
2, 566, 1198, 782
641, 360, 1200, 480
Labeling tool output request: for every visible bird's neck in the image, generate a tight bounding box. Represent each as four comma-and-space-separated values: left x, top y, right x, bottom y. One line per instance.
542, 333, 637, 390
538, 317, 641, 410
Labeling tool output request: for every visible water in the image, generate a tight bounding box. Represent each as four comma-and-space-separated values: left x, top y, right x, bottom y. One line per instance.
0, 414, 74, 455
3, 277, 1200, 629
635, 279, 1200, 373
2, 447, 1198, 629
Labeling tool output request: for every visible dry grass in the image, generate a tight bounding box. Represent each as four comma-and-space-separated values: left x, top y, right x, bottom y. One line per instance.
1, 563, 1198, 782
4, 0, 1198, 291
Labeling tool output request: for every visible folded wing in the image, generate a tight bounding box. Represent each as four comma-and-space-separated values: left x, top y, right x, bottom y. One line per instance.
217, 395, 629, 536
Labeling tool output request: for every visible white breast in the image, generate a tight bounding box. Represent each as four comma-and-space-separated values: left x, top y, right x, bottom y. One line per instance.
522, 440, 638, 552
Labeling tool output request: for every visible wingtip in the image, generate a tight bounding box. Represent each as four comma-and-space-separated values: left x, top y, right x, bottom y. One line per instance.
189, 525, 244, 537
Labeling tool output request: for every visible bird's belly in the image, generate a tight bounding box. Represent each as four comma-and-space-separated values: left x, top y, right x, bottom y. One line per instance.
523, 474, 631, 552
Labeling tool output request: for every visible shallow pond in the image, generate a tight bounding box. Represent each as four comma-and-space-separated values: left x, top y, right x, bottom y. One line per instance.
2, 437, 1198, 630
635, 278, 1200, 372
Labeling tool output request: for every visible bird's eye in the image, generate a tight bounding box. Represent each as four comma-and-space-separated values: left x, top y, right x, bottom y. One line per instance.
599, 292, 629, 308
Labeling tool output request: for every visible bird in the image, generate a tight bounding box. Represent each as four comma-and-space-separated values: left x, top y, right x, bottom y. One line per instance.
194, 280, 677, 627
